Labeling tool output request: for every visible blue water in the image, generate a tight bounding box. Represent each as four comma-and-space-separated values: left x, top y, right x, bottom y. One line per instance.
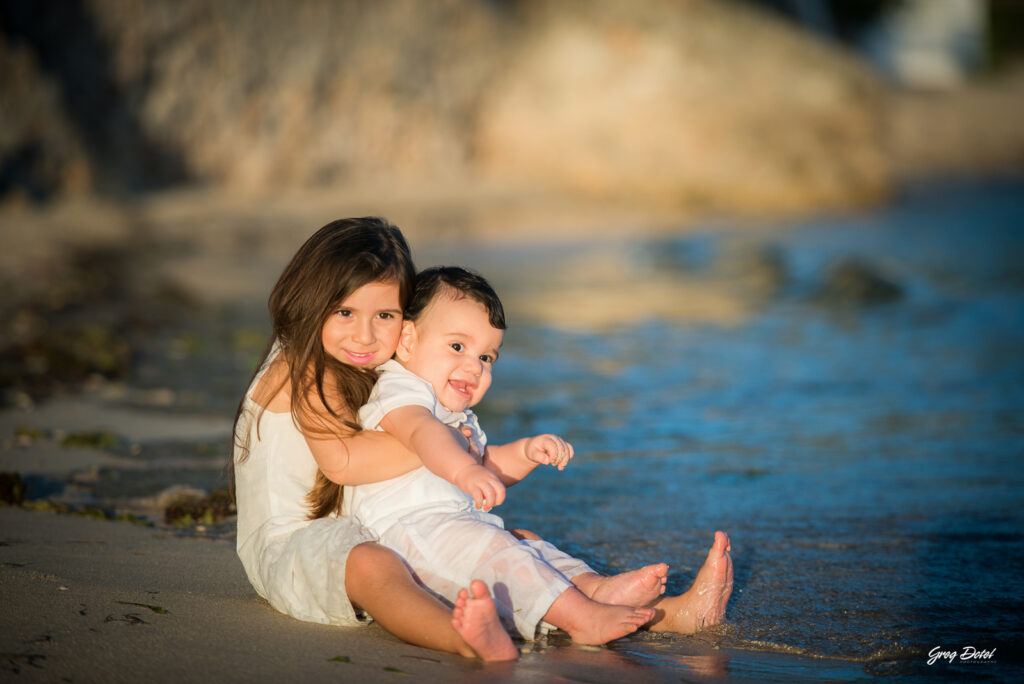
472, 180, 1024, 680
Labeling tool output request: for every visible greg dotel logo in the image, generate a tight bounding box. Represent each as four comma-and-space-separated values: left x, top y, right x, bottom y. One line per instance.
927, 646, 996, 666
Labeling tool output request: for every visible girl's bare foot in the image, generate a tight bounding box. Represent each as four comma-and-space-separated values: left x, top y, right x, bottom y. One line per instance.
451, 580, 519, 662
572, 563, 669, 607
544, 587, 656, 645
648, 531, 733, 633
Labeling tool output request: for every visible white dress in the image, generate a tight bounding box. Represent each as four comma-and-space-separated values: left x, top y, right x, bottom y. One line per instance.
345, 360, 594, 640
234, 346, 376, 626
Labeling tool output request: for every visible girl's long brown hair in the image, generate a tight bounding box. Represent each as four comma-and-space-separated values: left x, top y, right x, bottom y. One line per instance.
233, 217, 415, 519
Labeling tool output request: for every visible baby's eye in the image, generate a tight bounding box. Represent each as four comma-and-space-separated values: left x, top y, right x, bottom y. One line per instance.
450, 342, 464, 352
479, 354, 494, 364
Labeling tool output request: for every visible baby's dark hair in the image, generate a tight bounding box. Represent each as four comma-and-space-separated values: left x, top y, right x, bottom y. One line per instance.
407, 266, 506, 330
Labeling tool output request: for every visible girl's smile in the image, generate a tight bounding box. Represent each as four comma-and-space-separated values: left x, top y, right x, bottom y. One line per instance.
342, 350, 377, 365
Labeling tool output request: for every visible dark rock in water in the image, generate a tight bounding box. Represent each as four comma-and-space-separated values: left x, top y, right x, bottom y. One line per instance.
817, 258, 903, 306
164, 489, 235, 527
0, 472, 26, 506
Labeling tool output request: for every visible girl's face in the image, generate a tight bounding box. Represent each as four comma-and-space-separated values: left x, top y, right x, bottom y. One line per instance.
321, 280, 403, 368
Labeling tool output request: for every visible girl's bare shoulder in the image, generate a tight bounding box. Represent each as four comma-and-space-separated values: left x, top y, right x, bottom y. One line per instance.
250, 357, 292, 413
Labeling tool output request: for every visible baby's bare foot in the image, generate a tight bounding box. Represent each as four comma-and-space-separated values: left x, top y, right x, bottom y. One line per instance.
568, 604, 656, 645
451, 580, 518, 661
648, 531, 733, 633
574, 563, 668, 607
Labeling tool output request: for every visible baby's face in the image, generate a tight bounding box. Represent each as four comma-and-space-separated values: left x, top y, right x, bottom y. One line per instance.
401, 294, 504, 413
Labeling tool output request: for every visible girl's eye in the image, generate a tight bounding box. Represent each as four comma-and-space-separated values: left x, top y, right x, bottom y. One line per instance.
450, 342, 464, 352
378, 312, 394, 320
335, 309, 352, 317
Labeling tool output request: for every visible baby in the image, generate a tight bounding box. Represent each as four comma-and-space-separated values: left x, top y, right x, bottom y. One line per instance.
344, 267, 665, 643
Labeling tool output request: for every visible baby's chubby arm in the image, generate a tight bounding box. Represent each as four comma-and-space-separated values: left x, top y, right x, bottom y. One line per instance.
381, 405, 506, 510
483, 434, 574, 486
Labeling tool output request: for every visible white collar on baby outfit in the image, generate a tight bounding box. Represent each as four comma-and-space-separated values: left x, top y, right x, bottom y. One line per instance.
377, 359, 475, 428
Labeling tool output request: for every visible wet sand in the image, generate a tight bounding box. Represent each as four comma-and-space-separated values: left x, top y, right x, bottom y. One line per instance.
0, 506, 731, 683
1, 505, 874, 683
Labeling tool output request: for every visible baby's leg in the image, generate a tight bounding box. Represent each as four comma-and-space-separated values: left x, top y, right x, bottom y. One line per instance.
477, 535, 656, 644
385, 512, 572, 639
389, 512, 659, 642
647, 531, 733, 633
571, 564, 668, 607
469, 529, 577, 639
345, 542, 516, 661
514, 531, 668, 607
541, 587, 655, 645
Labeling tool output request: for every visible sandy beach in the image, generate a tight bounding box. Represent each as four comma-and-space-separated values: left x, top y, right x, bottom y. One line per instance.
3, 504, 883, 683
1, 506, 753, 684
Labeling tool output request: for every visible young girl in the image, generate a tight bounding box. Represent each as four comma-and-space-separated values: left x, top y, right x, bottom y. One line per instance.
233, 218, 734, 660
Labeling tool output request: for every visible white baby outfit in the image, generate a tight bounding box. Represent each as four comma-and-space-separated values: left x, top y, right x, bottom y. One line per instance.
346, 359, 594, 640
234, 344, 376, 626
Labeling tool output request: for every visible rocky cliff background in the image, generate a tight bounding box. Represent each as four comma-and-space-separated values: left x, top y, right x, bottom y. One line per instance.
0, 0, 1022, 416
4, 0, 1020, 219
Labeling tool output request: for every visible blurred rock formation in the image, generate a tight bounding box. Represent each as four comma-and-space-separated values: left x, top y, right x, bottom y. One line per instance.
0, 0, 1020, 216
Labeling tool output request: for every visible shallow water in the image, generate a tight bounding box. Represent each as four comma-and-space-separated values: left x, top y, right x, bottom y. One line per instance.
474, 180, 1024, 680
12, 180, 1023, 681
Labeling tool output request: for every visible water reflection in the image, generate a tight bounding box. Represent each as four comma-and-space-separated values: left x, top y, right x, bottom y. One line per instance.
420, 236, 789, 329
478, 181, 1024, 680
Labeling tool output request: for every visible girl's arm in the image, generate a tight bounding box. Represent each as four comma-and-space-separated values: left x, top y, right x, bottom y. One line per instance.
484, 434, 574, 486
306, 428, 423, 485
306, 415, 480, 486
380, 405, 506, 510
285, 364, 426, 485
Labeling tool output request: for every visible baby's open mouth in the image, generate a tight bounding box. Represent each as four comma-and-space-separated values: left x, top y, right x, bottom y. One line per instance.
448, 379, 473, 398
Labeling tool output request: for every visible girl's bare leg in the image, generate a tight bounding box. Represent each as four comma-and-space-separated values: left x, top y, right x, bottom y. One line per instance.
345, 542, 516, 661
541, 587, 655, 645
647, 531, 733, 633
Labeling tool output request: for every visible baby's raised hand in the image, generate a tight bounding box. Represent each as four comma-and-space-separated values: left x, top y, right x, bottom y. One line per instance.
453, 463, 506, 511
525, 434, 574, 470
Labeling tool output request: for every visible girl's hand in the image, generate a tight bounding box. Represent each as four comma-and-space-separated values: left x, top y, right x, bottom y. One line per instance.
524, 434, 574, 470
453, 463, 506, 511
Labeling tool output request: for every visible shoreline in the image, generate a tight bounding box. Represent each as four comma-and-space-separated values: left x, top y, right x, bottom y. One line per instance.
0, 506, 872, 682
